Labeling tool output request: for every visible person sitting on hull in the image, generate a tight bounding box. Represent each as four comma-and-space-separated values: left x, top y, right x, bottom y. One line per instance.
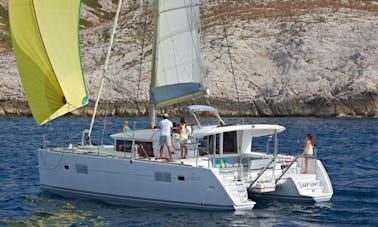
122, 120, 131, 133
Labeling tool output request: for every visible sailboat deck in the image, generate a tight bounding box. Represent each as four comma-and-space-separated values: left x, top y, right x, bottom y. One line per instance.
48, 145, 211, 167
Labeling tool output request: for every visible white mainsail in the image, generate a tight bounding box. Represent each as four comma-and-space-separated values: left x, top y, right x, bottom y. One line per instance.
150, 0, 205, 108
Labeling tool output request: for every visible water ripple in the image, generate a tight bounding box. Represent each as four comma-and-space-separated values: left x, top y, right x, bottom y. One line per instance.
0, 117, 377, 226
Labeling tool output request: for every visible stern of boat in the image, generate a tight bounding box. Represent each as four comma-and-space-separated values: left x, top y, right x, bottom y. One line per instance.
211, 167, 256, 210
251, 157, 333, 202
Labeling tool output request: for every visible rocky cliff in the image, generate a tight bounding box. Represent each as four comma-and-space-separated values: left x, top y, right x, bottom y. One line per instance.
0, 0, 377, 118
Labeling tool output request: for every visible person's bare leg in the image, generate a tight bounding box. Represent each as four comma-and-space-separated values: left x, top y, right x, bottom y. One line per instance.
180, 146, 184, 159
159, 146, 163, 159
183, 146, 187, 159
304, 158, 309, 173
168, 146, 173, 161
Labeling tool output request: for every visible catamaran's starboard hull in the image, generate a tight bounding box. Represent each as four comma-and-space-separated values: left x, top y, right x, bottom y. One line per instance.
38, 149, 255, 211
248, 158, 333, 203
249, 177, 332, 203
249, 192, 332, 203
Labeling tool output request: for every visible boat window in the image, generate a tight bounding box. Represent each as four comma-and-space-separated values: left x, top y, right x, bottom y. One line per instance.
208, 131, 237, 155
223, 131, 237, 154
251, 135, 273, 153
198, 137, 209, 156
75, 164, 88, 174
155, 172, 172, 182
208, 135, 218, 155
115, 140, 154, 157
115, 140, 132, 152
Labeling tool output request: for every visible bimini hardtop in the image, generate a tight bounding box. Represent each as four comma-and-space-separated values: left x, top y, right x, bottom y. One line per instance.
192, 124, 285, 138
111, 105, 286, 144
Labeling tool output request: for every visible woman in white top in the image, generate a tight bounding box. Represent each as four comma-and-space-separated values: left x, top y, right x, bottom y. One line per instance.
303, 133, 314, 174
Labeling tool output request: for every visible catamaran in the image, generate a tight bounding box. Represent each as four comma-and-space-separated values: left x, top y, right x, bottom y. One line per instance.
9, 0, 332, 210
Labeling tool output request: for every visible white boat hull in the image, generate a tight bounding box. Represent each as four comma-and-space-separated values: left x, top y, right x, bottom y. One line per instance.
248, 156, 333, 203
250, 179, 332, 203
37, 113, 333, 209
38, 148, 255, 210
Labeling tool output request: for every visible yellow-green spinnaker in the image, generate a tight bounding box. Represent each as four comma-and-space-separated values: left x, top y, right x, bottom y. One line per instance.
9, 0, 88, 125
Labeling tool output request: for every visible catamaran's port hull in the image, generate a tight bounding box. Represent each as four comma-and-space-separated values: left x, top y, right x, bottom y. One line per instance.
38, 149, 255, 211
41, 184, 242, 210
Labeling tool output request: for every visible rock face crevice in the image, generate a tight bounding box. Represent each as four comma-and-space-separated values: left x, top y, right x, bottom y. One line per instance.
0, 0, 377, 118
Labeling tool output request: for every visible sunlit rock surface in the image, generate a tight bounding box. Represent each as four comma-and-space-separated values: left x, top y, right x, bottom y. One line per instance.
0, 0, 377, 117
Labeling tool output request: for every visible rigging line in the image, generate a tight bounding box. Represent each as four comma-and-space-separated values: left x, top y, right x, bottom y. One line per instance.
136, 0, 149, 104
87, 0, 123, 143
217, 0, 240, 102
172, 39, 180, 80
63, 100, 77, 111
100, 100, 110, 146
97, 117, 118, 132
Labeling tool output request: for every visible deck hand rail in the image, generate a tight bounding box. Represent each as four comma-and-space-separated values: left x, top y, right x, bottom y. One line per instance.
248, 157, 276, 190
275, 153, 303, 184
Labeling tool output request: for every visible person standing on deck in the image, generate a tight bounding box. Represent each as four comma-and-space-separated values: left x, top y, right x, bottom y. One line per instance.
178, 117, 192, 159
302, 133, 314, 174
159, 113, 173, 161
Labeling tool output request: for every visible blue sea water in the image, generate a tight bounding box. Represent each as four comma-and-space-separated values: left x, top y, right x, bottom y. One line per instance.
0, 116, 377, 226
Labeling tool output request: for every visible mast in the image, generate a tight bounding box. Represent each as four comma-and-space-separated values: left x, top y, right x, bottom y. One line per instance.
148, 0, 159, 128
87, 0, 123, 143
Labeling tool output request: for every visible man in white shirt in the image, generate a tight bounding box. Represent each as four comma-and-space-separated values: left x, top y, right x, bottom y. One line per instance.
159, 113, 173, 161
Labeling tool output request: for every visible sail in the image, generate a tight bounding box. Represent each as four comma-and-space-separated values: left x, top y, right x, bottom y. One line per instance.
150, 0, 205, 107
9, 0, 88, 125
